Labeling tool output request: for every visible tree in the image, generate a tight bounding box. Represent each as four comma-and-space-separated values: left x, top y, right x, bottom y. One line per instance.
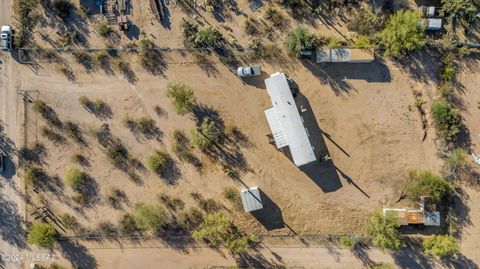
431, 100, 461, 140
377, 10, 425, 57
134, 203, 169, 233
147, 151, 169, 175
423, 235, 460, 257
166, 82, 195, 115
286, 26, 317, 57
27, 223, 57, 248
447, 148, 467, 172
190, 117, 220, 150
365, 211, 403, 252
441, 0, 478, 26
405, 170, 452, 202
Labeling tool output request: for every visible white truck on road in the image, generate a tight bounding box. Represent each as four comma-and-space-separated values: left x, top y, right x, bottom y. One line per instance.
1, 25, 12, 52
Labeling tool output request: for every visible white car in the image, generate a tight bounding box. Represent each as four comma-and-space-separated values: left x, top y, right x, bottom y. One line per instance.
237, 65, 261, 78
1, 25, 12, 51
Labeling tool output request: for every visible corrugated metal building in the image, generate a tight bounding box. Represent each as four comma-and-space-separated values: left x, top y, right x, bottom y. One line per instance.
316, 48, 374, 63
240, 187, 263, 212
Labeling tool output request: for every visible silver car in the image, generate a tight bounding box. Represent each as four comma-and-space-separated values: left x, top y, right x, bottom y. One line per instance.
1, 25, 12, 52
237, 65, 261, 78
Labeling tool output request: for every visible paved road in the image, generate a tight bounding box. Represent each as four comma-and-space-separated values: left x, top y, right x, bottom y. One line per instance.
0, 1, 27, 269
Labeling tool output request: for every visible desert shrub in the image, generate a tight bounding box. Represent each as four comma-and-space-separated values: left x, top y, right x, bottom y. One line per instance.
24, 165, 45, 185
371, 264, 395, 269
14, 0, 40, 47
200, 198, 220, 213
106, 144, 128, 167
138, 37, 163, 73
195, 27, 222, 48
248, 38, 281, 59
431, 100, 461, 140
447, 148, 467, 172
223, 187, 242, 210
406, 170, 452, 202
166, 82, 195, 115
190, 117, 220, 150
147, 151, 169, 175
264, 6, 284, 27
244, 17, 260, 36
72, 51, 92, 69
440, 63, 455, 82
134, 203, 169, 233
57, 30, 80, 47
181, 20, 199, 47
97, 221, 118, 237
158, 194, 185, 211
93, 51, 110, 68
41, 127, 65, 144
441, 0, 477, 25
63, 167, 89, 192
339, 235, 356, 249
33, 100, 48, 115
59, 213, 79, 231
377, 10, 425, 57
438, 82, 455, 101
423, 235, 460, 257
178, 208, 204, 231
286, 26, 317, 57
53, 0, 73, 19
64, 121, 83, 143
27, 223, 57, 248
347, 8, 386, 36
365, 211, 402, 252
192, 213, 252, 253
118, 213, 139, 236
354, 35, 373, 49
106, 187, 125, 208
96, 20, 111, 38
326, 36, 342, 49
78, 96, 89, 106
172, 130, 194, 160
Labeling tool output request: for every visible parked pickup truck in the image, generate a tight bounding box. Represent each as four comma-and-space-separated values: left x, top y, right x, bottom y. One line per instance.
1, 25, 12, 52
237, 65, 261, 78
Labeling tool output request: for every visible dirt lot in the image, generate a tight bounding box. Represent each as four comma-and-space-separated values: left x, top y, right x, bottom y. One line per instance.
21, 0, 446, 236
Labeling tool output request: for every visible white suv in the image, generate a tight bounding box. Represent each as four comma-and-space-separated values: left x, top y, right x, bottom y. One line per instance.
1, 25, 12, 52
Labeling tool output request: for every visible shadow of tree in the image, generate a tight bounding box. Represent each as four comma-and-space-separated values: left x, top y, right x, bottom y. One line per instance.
0, 195, 27, 249
58, 239, 97, 269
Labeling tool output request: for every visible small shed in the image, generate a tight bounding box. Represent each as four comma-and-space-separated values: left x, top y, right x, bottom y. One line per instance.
240, 187, 263, 213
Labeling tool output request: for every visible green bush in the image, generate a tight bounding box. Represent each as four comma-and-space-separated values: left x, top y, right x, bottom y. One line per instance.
27, 223, 57, 248
63, 167, 89, 192
354, 35, 373, 49
347, 8, 386, 36
405, 170, 452, 202
365, 211, 403, 252
431, 100, 461, 140
78, 96, 90, 106
286, 26, 317, 57
423, 235, 460, 257
339, 235, 356, 250
134, 203, 169, 233
166, 82, 195, 115
441, 63, 455, 82
147, 151, 169, 175
190, 117, 220, 150
447, 148, 467, 172
195, 27, 222, 48
377, 10, 425, 57
326, 36, 342, 49
96, 20, 111, 38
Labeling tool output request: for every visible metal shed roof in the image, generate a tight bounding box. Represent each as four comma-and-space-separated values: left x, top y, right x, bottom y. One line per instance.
264, 72, 316, 167
424, 211, 441, 226
240, 187, 263, 212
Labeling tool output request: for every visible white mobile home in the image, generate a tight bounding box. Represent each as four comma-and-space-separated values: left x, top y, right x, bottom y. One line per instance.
264, 72, 316, 167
